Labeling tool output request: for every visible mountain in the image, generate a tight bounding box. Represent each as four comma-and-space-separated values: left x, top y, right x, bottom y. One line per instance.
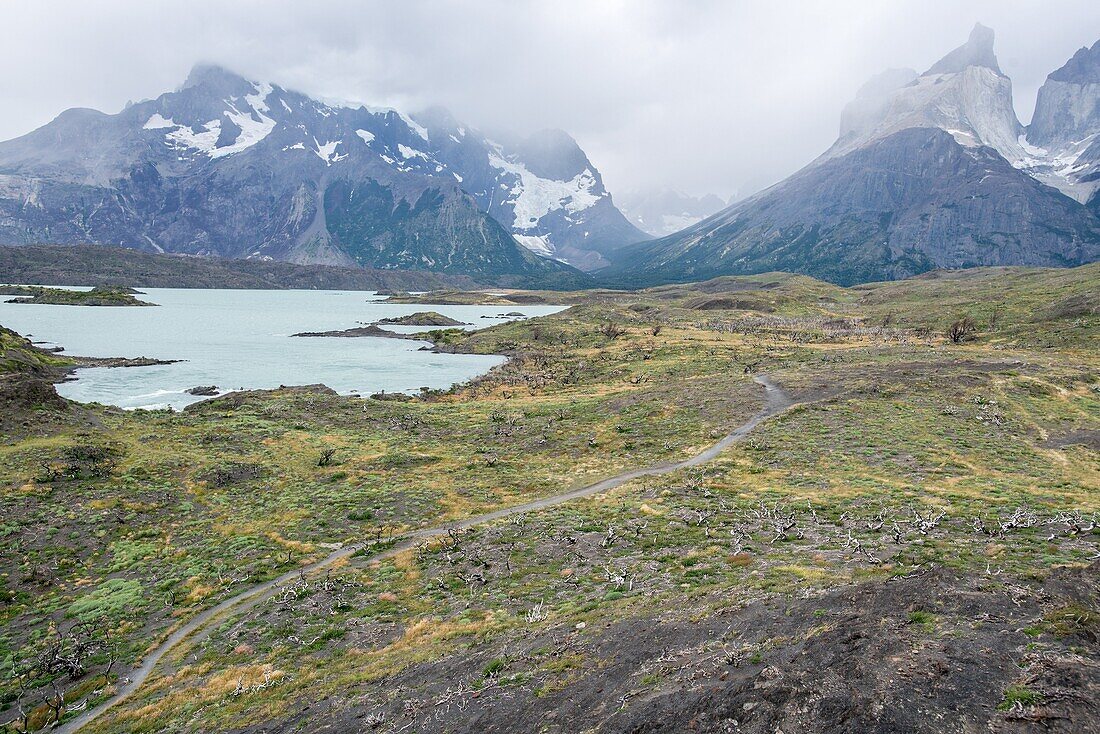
0, 66, 643, 287
1026, 39, 1100, 211
616, 188, 732, 237
603, 26, 1100, 287
413, 115, 648, 270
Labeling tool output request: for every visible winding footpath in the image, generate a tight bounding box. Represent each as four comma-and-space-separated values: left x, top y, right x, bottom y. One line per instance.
57, 375, 794, 733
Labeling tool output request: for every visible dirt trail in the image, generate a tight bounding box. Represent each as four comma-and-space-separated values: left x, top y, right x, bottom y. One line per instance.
56, 375, 794, 733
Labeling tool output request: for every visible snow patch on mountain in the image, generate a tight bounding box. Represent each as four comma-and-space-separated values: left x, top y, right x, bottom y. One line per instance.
397, 112, 429, 141
355, 129, 375, 145
151, 80, 276, 159
1010, 131, 1100, 202
313, 139, 346, 165
513, 234, 555, 258
244, 82, 273, 113
143, 114, 176, 130
487, 148, 600, 231
218, 105, 276, 158
397, 144, 427, 160
166, 120, 222, 156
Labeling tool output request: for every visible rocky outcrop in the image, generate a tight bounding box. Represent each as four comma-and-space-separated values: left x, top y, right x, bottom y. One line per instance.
1030, 40, 1100, 147
291, 324, 421, 339
1025, 40, 1100, 206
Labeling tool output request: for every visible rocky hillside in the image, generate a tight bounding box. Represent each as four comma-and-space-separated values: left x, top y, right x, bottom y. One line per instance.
0, 244, 481, 290
0, 66, 648, 287
604, 26, 1100, 286
0, 324, 73, 434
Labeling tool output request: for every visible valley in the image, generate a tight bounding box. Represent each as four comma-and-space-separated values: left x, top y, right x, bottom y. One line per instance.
1, 264, 1096, 732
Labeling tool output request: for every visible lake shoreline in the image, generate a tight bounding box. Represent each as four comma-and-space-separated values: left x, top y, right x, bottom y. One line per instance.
0, 287, 564, 410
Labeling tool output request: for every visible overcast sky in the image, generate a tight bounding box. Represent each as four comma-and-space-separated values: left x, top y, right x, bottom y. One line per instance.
2, 1, 1097, 199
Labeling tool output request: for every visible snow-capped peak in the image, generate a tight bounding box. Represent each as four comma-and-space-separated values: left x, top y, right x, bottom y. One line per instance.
149, 68, 279, 159
96, 63, 642, 269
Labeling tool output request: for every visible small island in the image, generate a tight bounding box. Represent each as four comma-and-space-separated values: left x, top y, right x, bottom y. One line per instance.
1, 285, 157, 306
379, 290, 543, 305
291, 324, 419, 339
377, 311, 468, 326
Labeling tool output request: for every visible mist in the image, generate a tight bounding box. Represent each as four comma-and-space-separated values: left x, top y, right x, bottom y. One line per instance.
2, 0, 1097, 200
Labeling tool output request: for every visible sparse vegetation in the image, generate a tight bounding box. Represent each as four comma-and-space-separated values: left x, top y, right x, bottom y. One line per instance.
2, 285, 156, 307
1, 263, 1097, 732
999, 685, 1043, 710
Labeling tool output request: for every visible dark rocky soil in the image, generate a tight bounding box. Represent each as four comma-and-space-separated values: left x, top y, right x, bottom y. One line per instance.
235, 564, 1099, 734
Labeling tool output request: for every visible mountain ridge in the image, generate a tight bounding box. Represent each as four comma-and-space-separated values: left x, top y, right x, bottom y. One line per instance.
602, 25, 1100, 287
0, 65, 646, 287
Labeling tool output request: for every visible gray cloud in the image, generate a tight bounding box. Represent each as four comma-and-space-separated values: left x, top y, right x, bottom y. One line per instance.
2, 0, 1097, 199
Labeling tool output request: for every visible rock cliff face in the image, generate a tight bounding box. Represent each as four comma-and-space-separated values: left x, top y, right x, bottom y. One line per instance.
604, 26, 1100, 287
1025, 40, 1100, 207
0, 65, 648, 287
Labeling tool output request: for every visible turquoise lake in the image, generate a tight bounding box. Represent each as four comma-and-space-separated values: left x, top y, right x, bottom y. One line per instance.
0, 288, 564, 410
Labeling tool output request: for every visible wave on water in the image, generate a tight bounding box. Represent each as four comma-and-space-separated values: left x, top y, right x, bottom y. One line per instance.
128, 388, 187, 401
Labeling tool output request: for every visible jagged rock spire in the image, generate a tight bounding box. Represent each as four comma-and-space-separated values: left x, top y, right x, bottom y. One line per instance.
925, 23, 1001, 75
1048, 38, 1100, 83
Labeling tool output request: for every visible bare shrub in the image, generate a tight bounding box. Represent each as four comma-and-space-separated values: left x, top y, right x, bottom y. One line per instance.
598, 322, 625, 340
946, 316, 978, 344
